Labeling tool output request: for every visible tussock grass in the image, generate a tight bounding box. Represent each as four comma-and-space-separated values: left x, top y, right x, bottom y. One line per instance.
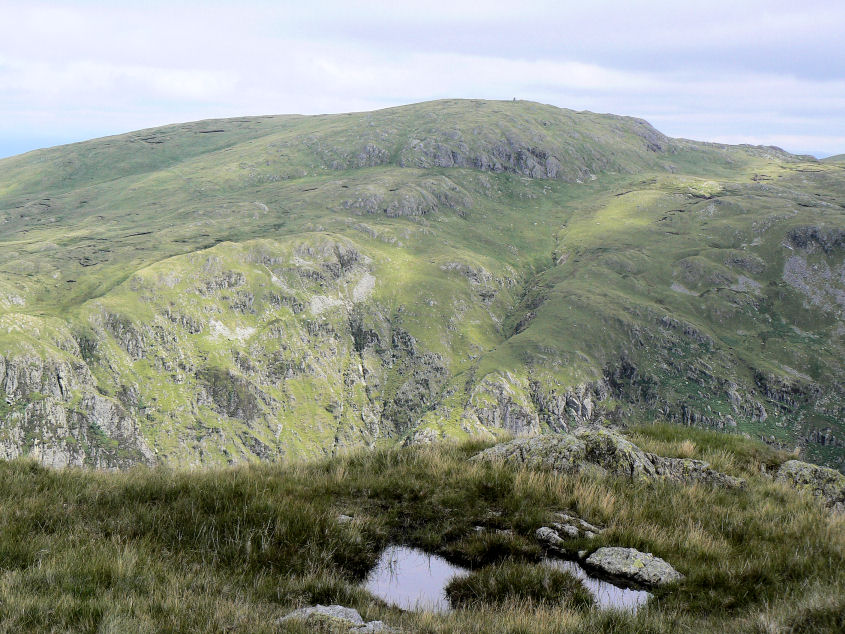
0, 427, 842, 632
445, 561, 593, 609
627, 422, 793, 476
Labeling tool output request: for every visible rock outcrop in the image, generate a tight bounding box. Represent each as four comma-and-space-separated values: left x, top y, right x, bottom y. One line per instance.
775, 460, 845, 513
472, 426, 745, 488
536, 512, 604, 554
585, 547, 684, 587
0, 351, 154, 468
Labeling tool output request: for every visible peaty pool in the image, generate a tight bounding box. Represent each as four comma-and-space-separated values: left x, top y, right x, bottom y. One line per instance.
364, 545, 651, 613
364, 545, 466, 612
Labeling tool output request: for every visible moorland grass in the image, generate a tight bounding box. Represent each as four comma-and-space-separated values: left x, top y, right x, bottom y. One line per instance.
445, 561, 594, 609
0, 427, 842, 632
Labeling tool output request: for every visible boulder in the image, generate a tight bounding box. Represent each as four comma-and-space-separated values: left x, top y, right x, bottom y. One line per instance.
775, 460, 845, 513
278, 605, 393, 632
585, 547, 683, 587
472, 426, 744, 488
471, 431, 592, 474
553, 523, 581, 539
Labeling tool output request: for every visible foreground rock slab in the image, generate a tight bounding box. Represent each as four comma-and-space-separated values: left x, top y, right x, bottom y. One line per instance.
775, 460, 845, 513
585, 547, 684, 587
278, 605, 392, 632
472, 426, 744, 488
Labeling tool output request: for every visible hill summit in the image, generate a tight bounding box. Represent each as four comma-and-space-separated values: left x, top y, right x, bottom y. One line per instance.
0, 99, 842, 469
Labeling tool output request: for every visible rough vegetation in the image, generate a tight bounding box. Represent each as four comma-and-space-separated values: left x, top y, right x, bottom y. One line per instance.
0, 98, 843, 471
444, 561, 594, 609
0, 426, 841, 632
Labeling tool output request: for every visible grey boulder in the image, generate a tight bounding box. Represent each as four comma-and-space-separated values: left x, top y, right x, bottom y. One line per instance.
585, 547, 684, 587
536, 526, 567, 549
472, 426, 744, 489
279, 605, 393, 632
776, 460, 845, 513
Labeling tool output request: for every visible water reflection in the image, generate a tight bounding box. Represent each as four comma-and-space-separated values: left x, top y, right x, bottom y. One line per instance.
543, 558, 652, 610
364, 545, 651, 613
364, 545, 467, 612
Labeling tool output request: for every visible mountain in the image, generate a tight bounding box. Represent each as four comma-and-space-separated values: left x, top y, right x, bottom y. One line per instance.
0, 99, 842, 469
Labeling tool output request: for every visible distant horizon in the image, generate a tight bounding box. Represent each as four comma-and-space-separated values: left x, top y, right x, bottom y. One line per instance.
1, 1, 843, 160
0, 100, 837, 162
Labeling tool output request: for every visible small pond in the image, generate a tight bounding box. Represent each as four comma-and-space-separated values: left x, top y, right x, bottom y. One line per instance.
364, 545, 652, 613
364, 545, 465, 612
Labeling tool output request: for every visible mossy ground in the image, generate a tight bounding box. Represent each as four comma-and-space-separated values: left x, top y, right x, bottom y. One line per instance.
0, 426, 841, 632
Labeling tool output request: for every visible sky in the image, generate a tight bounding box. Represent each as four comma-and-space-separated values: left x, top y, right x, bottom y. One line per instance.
0, 0, 843, 159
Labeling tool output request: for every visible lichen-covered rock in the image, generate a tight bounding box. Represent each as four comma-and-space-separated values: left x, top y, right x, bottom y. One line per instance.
554, 512, 602, 536
278, 604, 394, 632
654, 455, 746, 489
578, 426, 661, 479
585, 547, 683, 587
279, 604, 364, 627
471, 431, 588, 473
471, 426, 744, 488
775, 460, 845, 513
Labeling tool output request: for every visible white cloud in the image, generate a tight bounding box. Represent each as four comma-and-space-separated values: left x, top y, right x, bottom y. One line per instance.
0, 1, 842, 157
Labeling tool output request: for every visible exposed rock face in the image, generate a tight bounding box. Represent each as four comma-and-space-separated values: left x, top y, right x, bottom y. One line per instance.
775, 460, 845, 513
464, 375, 540, 435
278, 605, 391, 632
340, 177, 473, 218
585, 547, 683, 587
786, 225, 845, 254
472, 426, 745, 488
0, 352, 154, 468
782, 255, 845, 317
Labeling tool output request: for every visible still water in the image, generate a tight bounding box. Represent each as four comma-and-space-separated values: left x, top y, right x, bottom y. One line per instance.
364, 545, 651, 613
542, 558, 652, 611
364, 545, 465, 612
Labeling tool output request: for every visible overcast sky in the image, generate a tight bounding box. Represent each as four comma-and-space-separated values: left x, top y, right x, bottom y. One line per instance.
1, 0, 843, 159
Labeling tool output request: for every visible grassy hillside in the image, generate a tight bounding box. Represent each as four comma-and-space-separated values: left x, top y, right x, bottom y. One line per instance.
0, 426, 841, 632
0, 99, 842, 469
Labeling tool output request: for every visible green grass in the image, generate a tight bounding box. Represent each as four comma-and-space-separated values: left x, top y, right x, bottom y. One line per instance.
0, 427, 842, 632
